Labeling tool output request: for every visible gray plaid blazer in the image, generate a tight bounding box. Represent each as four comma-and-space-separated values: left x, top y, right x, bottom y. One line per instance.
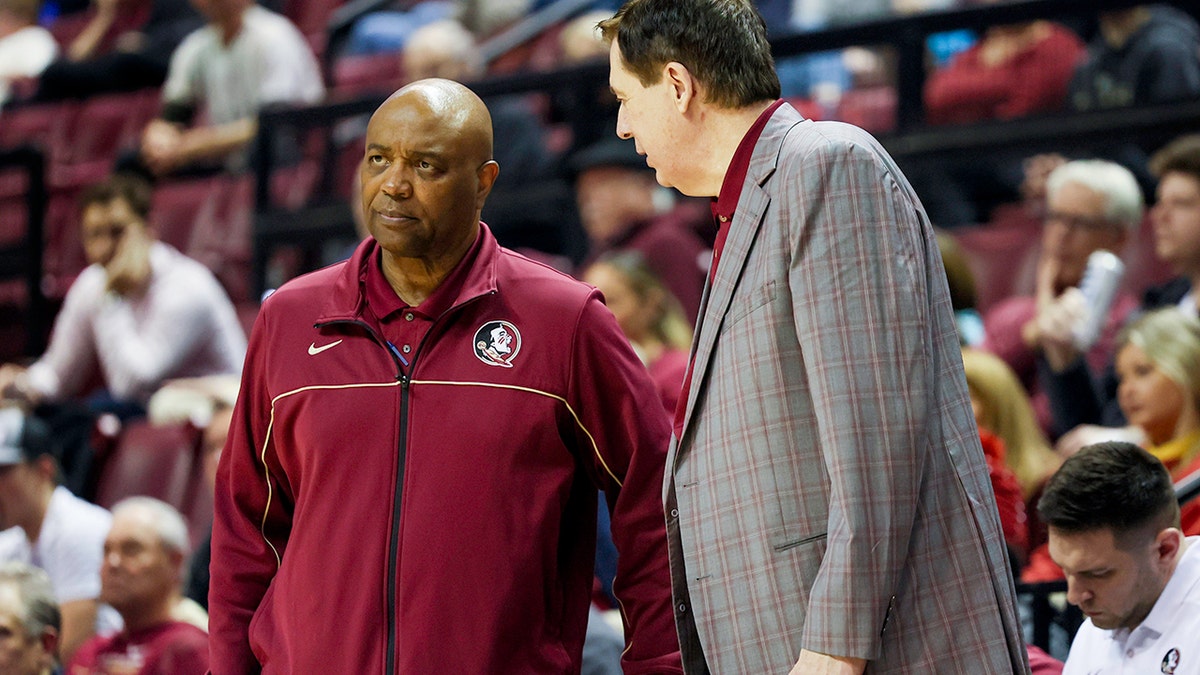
665, 104, 1029, 674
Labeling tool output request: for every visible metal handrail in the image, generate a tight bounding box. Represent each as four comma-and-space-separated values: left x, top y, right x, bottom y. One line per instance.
0, 145, 48, 355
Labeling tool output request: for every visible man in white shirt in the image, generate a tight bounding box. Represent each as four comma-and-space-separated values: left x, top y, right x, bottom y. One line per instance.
0, 174, 246, 411
1040, 441, 1200, 674
139, 0, 324, 176
0, 408, 119, 665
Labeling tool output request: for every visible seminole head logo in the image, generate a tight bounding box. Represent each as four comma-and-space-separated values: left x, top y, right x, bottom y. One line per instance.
473, 320, 521, 368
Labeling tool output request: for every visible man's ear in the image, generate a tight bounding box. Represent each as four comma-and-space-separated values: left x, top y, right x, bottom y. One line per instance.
1154, 527, 1183, 570
38, 626, 58, 661
663, 61, 698, 114
476, 160, 500, 208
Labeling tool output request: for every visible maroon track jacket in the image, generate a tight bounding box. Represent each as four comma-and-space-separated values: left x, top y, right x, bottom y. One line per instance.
209, 227, 682, 674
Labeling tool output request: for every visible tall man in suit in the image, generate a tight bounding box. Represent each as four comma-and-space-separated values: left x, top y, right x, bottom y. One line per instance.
600, 1, 1027, 673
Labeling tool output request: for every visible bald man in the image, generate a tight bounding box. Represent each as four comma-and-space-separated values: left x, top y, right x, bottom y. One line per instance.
208, 79, 682, 674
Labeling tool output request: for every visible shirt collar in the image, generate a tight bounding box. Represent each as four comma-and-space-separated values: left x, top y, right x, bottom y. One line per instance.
364, 225, 486, 322
711, 99, 785, 223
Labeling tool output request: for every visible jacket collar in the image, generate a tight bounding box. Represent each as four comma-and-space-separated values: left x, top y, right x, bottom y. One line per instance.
315, 223, 501, 326
676, 103, 805, 448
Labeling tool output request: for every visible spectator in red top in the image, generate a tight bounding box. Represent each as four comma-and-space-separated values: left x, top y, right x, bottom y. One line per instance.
925, 19, 1085, 126
68, 497, 208, 675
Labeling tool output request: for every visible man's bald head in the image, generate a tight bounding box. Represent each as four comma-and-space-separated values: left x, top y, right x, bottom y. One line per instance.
378, 78, 494, 166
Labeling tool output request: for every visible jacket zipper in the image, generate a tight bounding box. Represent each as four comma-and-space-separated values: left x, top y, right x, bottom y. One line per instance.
317, 291, 494, 673
313, 319, 407, 674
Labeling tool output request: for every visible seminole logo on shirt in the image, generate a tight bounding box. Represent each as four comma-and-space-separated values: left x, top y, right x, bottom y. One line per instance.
473, 320, 521, 368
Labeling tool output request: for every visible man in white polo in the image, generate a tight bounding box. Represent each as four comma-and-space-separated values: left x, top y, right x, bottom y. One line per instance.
1040, 441, 1200, 674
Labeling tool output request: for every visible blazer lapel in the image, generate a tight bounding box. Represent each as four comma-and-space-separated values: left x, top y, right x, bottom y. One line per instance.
674, 105, 803, 462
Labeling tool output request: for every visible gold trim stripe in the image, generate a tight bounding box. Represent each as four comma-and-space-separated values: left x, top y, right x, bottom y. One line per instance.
255, 378, 622, 567
411, 379, 622, 487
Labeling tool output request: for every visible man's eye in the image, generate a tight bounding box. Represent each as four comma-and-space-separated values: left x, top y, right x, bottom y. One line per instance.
367, 155, 385, 166
418, 160, 434, 170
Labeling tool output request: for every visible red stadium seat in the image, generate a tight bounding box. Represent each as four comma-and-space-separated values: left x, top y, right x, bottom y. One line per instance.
94, 421, 202, 513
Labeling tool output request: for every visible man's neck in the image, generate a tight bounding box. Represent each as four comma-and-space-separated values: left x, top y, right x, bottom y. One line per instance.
697, 100, 777, 197
217, 6, 248, 46
121, 602, 175, 634
21, 483, 54, 544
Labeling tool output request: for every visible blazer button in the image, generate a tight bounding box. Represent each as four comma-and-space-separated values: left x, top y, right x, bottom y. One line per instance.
677, 603, 687, 614
670, 508, 679, 518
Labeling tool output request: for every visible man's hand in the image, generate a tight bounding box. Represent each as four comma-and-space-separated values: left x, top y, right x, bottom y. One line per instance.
1028, 254, 1086, 371
141, 119, 184, 176
0, 363, 36, 407
789, 650, 867, 675
105, 222, 153, 297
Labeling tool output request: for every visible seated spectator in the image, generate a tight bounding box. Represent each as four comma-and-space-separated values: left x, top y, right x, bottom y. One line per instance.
0, 175, 246, 416
0, 408, 119, 664
962, 348, 1061, 501
136, 0, 323, 177
1112, 310, 1200, 479
397, 19, 573, 259
0, 562, 61, 675
0, 0, 58, 109
984, 160, 1143, 435
69, 497, 208, 675
582, 252, 692, 417
570, 137, 709, 323
900, 9, 1084, 227
1147, 135, 1200, 318
36, 0, 203, 100
403, 19, 553, 182
1069, 5, 1200, 112
924, 19, 1084, 125
1039, 441, 1199, 672
1043, 137, 1200, 434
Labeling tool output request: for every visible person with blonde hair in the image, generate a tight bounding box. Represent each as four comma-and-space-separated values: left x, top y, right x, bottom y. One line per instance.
1115, 309, 1200, 477
962, 348, 1061, 500
583, 251, 693, 416
1116, 308, 1200, 536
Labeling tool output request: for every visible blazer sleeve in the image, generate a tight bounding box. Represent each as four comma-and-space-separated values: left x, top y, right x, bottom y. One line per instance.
783, 131, 936, 659
208, 304, 293, 674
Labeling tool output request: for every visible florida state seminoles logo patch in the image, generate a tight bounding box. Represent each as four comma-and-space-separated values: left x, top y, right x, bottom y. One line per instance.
1162, 648, 1181, 674
474, 320, 521, 368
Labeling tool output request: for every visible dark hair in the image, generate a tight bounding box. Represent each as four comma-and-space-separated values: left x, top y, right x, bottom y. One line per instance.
1038, 441, 1179, 545
599, 0, 781, 109
79, 174, 153, 220
1149, 135, 1200, 185
18, 415, 53, 463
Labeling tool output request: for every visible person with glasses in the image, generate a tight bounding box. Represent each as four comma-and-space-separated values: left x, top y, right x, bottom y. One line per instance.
982, 159, 1143, 438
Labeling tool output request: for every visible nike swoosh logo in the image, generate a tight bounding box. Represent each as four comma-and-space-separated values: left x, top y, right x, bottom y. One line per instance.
308, 340, 343, 356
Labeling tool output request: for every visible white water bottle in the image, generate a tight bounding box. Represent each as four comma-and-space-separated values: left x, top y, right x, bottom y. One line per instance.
1072, 250, 1125, 350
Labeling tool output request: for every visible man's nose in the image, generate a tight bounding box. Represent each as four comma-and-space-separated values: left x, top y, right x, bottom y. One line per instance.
615, 108, 632, 140
381, 165, 413, 198
1065, 579, 1090, 607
